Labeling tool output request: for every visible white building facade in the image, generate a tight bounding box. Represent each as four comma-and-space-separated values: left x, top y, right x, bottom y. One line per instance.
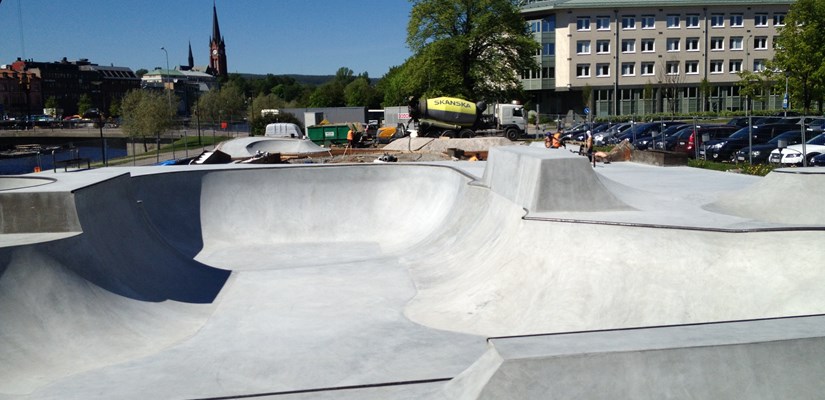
519, 0, 793, 117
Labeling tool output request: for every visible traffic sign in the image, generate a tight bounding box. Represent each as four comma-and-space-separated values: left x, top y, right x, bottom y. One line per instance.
584, 107, 590, 115
782, 93, 789, 109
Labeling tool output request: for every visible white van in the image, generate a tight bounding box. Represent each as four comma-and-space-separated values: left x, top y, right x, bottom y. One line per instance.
264, 123, 304, 139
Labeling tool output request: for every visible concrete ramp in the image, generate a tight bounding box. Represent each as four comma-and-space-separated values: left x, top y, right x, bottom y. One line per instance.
443, 316, 825, 400
707, 168, 825, 225
481, 146, 632, 213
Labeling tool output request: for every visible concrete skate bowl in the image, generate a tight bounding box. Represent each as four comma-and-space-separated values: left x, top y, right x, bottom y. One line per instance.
2, 149, 825, 399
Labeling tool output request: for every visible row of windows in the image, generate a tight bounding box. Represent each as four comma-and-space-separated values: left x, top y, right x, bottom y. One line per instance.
521, 67, 556, 80
529, 16, 557, 33
575, 36, 772, 54
576, 12, 785, 31
575, 59, 766, 78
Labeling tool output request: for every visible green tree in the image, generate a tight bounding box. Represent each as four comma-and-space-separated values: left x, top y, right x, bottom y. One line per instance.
344, 77, 379, 107
120, 89, 176, 151
135, 69, 148, 78
772, 0, 825, 113
77, 94, 93, 116
406, 0, 539, 100
196, 82, 247, 126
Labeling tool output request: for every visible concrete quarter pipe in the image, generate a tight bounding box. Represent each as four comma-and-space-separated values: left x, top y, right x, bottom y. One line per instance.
0, 146, 823, 399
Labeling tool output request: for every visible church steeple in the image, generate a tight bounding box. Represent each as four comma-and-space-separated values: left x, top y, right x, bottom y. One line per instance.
208, 1, 228, 78
187, 41, 194, 69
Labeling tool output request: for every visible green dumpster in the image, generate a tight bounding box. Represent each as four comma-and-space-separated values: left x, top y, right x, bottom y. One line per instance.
307, 124, 351, 146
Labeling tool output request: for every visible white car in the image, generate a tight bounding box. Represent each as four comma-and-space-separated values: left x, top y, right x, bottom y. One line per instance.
768, 132, 825, 166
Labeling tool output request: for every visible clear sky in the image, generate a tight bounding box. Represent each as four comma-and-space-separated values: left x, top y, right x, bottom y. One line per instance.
0, 0, 414, 77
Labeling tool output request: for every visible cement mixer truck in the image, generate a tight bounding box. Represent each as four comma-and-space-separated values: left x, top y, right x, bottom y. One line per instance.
406, 96, 527, 141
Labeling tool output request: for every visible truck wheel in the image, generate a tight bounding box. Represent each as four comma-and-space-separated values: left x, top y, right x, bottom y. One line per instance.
506, 128, 519, 141
441, 130, 457, 138
459, 129, 474, 138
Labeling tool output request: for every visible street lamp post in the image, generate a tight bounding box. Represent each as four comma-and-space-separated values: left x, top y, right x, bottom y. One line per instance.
783, 71, 790, 117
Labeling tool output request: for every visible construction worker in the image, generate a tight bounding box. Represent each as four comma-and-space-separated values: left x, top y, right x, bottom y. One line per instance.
347, 128, 354, 148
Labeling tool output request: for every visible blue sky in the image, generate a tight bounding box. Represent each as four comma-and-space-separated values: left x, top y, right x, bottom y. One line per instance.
1, 0, 414, 77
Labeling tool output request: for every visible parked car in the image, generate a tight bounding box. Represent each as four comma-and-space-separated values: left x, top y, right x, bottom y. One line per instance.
726, 117, 750, 128
647, 124, 692, 151
614, 122, 664, 145
702, 123, 799, 162
806, 118, 825, 134
655, 125, 695, 151
675, 125, 740, 157
734, 130, 807, 164
595, 122, 632, 145
562, 122, 608, 142
768, 132, 825, 166
811, 152, 825, 166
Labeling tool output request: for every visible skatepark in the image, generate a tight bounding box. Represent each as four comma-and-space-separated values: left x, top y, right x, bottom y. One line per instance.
1, 145, 824, 399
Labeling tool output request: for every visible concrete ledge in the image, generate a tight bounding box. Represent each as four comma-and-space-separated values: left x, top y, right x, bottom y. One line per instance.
445, 315, 825, 399
481, 146, 632, 212
632, 150, 689, 166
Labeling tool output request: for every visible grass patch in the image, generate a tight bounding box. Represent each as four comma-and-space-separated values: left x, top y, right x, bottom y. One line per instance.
688, 159, 774, 176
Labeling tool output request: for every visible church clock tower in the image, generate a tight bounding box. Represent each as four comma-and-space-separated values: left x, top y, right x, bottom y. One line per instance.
209, 1, 228, 78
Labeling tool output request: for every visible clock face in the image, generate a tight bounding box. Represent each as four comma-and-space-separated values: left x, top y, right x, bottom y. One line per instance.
212, 49, 218, 55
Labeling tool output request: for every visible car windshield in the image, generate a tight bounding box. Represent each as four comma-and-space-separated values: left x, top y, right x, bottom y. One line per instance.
807, 133, 825, 145
767, 131, 801, 144
728, 127, 750, 139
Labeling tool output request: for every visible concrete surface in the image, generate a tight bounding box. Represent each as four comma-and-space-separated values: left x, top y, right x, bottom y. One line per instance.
0, 145, 823, 399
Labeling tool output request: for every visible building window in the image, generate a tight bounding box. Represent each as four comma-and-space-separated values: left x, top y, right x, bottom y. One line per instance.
641, 62, 655, 76
577, 16, 591, 31
596, 40, 610, 54
710, 60, 724, 74
577, 40, 591, 54
666, 38, 680, 52
755, 14, 768, 27
542, 67, 555, 79
666, 61, 680, 75
622, 39, 636, 53
686, 61, 699, 74
730, 37, 743, 51
729, 60, 742, 73
543, 43, 555, 55
596, 63, 610, 77
641, 38, 655, 52
730, 14, 744, 27
667, 15, 680, 28
622, 15, 636, 30
754, 59, 766, 72
621, 62, 635, 76
577, 64, 591, 77
774, 13, 786, 26
711, 14, 725, 28
754, 36, 767, 50
710, 37, 724, 51
686, 37, 699, 51
596, 16, 610, 30
529, 20, 541, 33
542, 16, 556, 32
641, 15, 655, 29
686, 14, 700, 28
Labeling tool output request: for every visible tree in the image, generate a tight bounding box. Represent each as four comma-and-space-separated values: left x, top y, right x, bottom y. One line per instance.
77, 94, 93, 116
120, 89, 176, 151
135, 69, 148, 78
344, 77, 379, 107
196, 82, 247, 126
772, 0, 825, 113
406, 0, 539, 100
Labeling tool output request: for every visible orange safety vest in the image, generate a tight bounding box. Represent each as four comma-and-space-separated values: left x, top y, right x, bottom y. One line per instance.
347, 130, 353, 141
